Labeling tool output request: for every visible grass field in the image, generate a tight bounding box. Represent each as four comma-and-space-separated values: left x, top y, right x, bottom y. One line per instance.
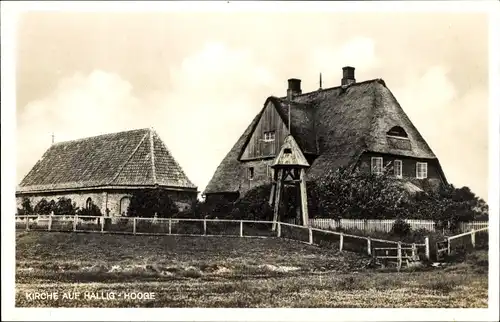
15, 231, 488, 308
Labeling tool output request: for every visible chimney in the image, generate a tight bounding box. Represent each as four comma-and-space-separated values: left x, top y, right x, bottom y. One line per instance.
287, 78, 302, 100
341, 66, 356, 86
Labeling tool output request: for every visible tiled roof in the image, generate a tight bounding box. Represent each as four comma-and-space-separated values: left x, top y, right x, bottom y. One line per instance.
17, 128, 197, 193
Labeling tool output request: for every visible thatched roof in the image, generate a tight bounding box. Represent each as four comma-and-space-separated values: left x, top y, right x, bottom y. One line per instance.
205, 78, 445, 194
17, 128, 197, 193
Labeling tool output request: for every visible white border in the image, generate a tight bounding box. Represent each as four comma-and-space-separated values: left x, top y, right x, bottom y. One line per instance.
2, 1, 499, 321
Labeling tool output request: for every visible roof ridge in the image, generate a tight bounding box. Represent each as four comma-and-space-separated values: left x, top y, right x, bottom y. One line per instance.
151, 131, 195, 187
109, 131, 150, 185
149, 128, 157, 184
279, 78, 386, 101
51, 128, 150, 146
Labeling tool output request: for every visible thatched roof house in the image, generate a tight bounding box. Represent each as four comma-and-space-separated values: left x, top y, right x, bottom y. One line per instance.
204, 67, 447, 200
17, 128, 197, 216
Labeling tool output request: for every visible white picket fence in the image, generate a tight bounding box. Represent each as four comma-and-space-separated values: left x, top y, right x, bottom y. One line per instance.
287, 218, 488, 233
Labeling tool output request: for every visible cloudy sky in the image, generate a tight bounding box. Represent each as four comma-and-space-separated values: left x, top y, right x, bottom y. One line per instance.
15, 9, 489, 201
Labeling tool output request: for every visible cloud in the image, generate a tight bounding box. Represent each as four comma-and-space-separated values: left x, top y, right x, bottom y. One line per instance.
392, 66, 488, 201
16, 42, 276, 195
16, 41, 489, 202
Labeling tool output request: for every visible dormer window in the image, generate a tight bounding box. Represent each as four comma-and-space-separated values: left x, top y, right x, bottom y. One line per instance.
387, 126, 408, 138
264, 131, 275, 142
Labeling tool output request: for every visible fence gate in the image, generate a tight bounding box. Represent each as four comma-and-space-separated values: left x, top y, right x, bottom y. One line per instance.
436, 240, 448, 261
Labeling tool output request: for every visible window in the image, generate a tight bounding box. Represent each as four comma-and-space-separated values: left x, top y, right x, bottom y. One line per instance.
371, 157, 383, 175
86, 197, 92, 210
416, 162, 428, 179
263, 131, 276, 142
284, 148, 292, 154
119, 197, 131, 216
394, 160, 403, 178
387, 126, 408, 138
248, 167, 254, 180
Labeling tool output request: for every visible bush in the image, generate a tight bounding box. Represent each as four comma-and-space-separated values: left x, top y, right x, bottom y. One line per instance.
34, 199, 56, 216
53, 197, 77, 216
76, 202, 102, 217
391, 218, 411, 237
19, 197, 34, 216
310, 168, 412, 220
127, 189, 179, 218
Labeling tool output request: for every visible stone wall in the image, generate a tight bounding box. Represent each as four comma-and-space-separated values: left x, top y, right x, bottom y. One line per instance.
16, 188, 197, 217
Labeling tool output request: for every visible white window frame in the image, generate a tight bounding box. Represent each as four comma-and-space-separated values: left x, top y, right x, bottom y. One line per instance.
394, 160, 403, 178
371, 157, 383, 175
416, 162, 428, 179
248, 167, 255, 180
263, 131, 275, 142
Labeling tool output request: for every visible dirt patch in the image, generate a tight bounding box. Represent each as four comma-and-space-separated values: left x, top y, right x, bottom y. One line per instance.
258, 264, 300, 273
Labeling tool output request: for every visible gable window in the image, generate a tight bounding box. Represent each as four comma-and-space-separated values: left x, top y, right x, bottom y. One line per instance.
263, 131, 276, 142
416, 162, 428, 179
394, 160, 403, 178
284, 148, 292, 154
248, 167, 254, 180
387, 126, 408, 138
371, 157, 383, 175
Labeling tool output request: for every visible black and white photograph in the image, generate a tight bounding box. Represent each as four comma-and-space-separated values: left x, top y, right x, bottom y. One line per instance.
1, 1, 499, 321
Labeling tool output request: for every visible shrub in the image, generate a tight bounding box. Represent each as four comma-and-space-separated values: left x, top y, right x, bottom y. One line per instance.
20, 197, 34, 216
53, 197, 77, 216
127, 189, 179, 218
391, 218, 411, 237
310, 168, 412, 220
76, 203, 102, 217
34, 199, 56, 216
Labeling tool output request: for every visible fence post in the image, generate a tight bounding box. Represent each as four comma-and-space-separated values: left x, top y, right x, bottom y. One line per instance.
309, 227, 313, 245
367, 237, 371, 256
168, 218, 172, 235
411, 243, 416, 258
471, 229, 476, 248
447, 237, 451, 256
133, 218, 136, 235
26, 216, 29, 231
277, 222, 281, 238
203, 219, 207, 235
240, 221, 243, 237
48, 215, 52, 232
339, 233, 344, 252
73, 215, 78, 232
425, 237, 430, 260
397, 242, 402, 271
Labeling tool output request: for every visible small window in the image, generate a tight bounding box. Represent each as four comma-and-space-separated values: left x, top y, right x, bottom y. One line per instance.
248, 167, 254, 180
371, 157, 383, 175
416, 162, 428, 179
263, 131, 276, 142
387, 126, 408, 138
394, 160, 403, 178
284, 148, 292, 154
86, 197, 92, 210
